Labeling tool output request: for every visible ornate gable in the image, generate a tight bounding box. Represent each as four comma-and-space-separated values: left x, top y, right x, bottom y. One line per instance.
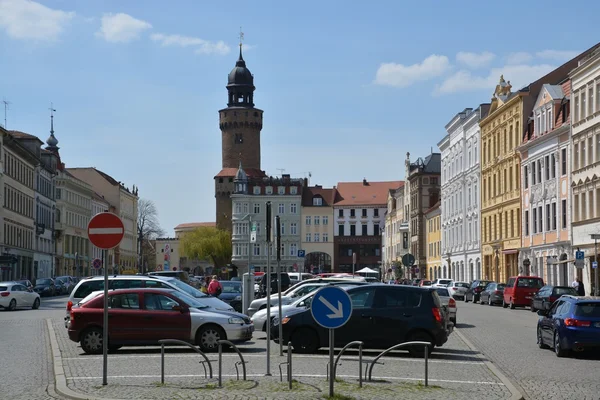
488, 75, 513, 114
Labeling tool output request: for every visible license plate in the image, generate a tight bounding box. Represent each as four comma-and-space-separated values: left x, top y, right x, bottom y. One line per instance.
525, 296, 532, 299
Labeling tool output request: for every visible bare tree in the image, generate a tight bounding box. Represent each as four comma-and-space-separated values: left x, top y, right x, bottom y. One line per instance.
137, 199, 165, 272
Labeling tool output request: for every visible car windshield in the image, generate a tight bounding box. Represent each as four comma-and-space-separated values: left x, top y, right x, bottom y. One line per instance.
292, 291, 316, 307
496, 284, 506, 290
36, 279, 51, 285
478, 281, 492, 287
435, 288, 450, 297
438, 279, 452, 284
574, 302, 600, 318
56, 277, 68, 282
517, 278, 544, 288
168, 290, 209, 308
221, 282, 242, 293
554, 287, 577, 296
454, 282, 470, 288
165, 278, 207, 298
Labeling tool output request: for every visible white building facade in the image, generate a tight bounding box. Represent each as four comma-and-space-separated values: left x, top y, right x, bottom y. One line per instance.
90, 193, 111, 273
440, 105, 487, 282
34, 148, 59, 279
570, 49, 600, 295
230, 167, 303, 273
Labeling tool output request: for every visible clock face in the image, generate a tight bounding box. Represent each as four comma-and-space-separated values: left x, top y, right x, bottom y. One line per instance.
234, 133, 244, 144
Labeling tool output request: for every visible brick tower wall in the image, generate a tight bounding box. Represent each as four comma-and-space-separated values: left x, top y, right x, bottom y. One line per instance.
215, 178, 234, 232
219, 108, 263, 170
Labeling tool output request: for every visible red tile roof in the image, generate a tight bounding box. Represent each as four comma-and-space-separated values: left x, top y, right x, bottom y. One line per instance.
334, 180, 403, 206
174, 222, 216, 230
9, 130, 43, 143
302, 186, 337, 207
215, 168, 267, 178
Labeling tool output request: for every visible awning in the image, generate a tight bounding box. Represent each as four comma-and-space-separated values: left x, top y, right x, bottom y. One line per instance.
501, 249, 519, 255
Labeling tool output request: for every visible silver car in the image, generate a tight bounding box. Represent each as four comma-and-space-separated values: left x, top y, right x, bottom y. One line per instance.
251, 290, 319, 331
433, 287, 457, 326
446, 281, 470, 300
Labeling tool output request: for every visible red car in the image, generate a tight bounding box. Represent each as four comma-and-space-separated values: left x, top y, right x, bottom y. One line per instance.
68, 288, 254, 354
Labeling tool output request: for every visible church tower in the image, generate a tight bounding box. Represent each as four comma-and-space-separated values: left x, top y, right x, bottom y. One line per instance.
215, 39, 264, 231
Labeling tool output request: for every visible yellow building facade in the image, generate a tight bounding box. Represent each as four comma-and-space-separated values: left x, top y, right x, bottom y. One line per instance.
480, 76, 523, 282
425, 202, 441, 280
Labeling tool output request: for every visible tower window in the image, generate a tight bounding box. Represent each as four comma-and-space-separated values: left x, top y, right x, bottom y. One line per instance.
234, 133, 243, 144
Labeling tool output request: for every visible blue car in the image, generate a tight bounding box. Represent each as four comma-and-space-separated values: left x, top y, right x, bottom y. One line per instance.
537, 295, 600, 357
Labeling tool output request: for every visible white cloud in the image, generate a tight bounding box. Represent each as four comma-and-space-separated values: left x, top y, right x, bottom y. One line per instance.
435, 64, 556, 95
150, 32, 230, 55
96, 13, 152, 43
506, 52, 533, 65
374, 54, 450, 88
536, 49, 579, 61
0, 0, 74, 41
456, 51, 495, 68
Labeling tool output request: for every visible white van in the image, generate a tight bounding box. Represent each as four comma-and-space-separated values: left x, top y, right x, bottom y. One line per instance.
64, 275, 233, 327
288, 273, 314, 285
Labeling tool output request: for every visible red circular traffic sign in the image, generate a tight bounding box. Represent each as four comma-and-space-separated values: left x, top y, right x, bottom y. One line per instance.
87, 212, 125, 250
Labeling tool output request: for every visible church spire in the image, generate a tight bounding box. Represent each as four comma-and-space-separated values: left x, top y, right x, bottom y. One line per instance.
46, 103, 59, 150
238, 27, 244, 61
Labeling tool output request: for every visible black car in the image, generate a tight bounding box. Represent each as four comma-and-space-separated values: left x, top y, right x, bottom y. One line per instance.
271, 284, 449, 357
15, 280, 34, 290
259, 272, 291, 297
531, 285, 577, 312
479, 282, 505, 306
465, 280, 492, 303
218, 280, 243, 312
34, 278, 56, 297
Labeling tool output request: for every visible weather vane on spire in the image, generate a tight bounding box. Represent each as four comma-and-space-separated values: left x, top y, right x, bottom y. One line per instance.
49, 102, 56, 134
238, 27, 244, 49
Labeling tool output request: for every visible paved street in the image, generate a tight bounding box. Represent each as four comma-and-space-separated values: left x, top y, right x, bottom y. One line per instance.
457, 300, 600, 400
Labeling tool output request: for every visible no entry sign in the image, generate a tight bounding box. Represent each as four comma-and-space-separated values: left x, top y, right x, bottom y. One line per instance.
88, 212, 125, 250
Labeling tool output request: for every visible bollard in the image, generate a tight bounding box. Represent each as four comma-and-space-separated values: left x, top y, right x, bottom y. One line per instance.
218, 342, 223, 388
358, 344, 363, 388
287, 341, 292, 389
160, 344, 165, 385
424, 344, 428, 387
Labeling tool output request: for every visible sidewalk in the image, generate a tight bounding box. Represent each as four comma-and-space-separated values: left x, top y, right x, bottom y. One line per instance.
48, 319, 522, 400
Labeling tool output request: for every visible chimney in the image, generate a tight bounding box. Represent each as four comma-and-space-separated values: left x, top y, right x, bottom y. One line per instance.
303, 178, 308, 187
363, 178, 368, 186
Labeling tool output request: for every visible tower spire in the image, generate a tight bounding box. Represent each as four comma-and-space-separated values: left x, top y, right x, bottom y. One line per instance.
46, 103, 59, 150
238, 27, 244, 60
50, 103, 56, 134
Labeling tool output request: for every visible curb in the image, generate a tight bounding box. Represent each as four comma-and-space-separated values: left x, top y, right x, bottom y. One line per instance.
46, 319, 120, 400
454, 328, 524, 400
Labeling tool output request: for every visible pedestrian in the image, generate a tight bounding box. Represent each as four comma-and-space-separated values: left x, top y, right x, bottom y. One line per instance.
200, 276, 209, 294
577, 277, 585, 296
572, 276, 579, 292
208, 275, 223, 296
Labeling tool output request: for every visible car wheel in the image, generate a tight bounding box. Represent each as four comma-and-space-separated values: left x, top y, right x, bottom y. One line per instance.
8, 299, 16, 311
531, 304, 536, 312
450, 317, 456, 325
407, 331, 433, 358
80, 327, 104, 355
554, 332, 568, 357
196, 325, 226, 353
291, 327, 319, 354
502, 299, 508, 308
32, 298, 40, 310
479, 297, 485, 305
537, 327, 549, 349
510, 300, 516, 310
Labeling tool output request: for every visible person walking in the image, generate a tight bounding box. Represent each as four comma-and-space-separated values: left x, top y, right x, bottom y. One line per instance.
208, 275, 223, 297
200, 276, 210, 294
577, 277, 586, 296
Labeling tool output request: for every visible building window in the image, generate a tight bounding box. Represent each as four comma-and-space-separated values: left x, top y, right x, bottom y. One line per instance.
561, 148, 567, 176
278, 203, 285, 214
323, 216, 328, 225
338, 209, 343, 217
322, 233, 328, 242
313, 197, 323, 206
277, 186, 285, 195
525, 210, 529, 236
253, 244, 260, 256
524, 165, 529, 188
290, 243, 297, 257
314, 216, 320, 225
374, 223, 380, 235
374, 208, 379, 217
545, 156, 550, 180
305, 216, 311, 225
290, 186, 297, 195
253, 187, 261, 195
403, 232, 408, 249
235, 203, 243, 214
314, 233, 320, 242
338, 225, 344, 236
552, 202, 557, 230
551, 153, 556, 178
280, 222, 285, 235
538, 206, 543, 233
574, 94, 580, 122
254, 203, 260, 214
362, 209, 367, 217
266, 186, 273, 195
546, 204, 551, 232
290, 203, 297, 214
306, 233, 311, 242
361, 225, 368, 235
350, 225, 356, 236
533, 208, 537, 234
574, 194, 579, 223
582, 91, 587, 119
350, 209, 355, 217
290, 223, 297, 235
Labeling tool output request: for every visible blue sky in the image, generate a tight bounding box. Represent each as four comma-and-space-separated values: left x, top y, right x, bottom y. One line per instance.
1, 0, 599, 235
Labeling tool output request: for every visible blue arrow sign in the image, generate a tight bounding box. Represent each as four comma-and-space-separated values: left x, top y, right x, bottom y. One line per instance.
310, 286, 353, 329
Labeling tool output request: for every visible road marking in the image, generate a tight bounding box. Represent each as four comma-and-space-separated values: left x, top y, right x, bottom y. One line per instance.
66, 373, 504, 385
62, 353, 483, 365
89, 227, 124, 234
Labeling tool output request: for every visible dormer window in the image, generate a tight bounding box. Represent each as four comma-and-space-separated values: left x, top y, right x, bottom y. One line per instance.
266, 186, 273, 195
278, 186, 285, 195
253, 186, 261, 195
312, 196, 323, 206
290, 186, 297, 195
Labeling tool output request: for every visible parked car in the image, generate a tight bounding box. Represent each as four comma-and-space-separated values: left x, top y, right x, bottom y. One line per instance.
465, 280, 492, 303
271, 284, 449, 357
259, 272, 291, 297
218, 281, 243, 312
446, 281, 470, 300
432, 279, 453, 288
34, 278, 56, 297
55, 276, 76, 294
65, 275, 233, 328
479, 283, 505, 306
288, 273, 314, 285
419, 280, 433, 287
0, 281, 41, 310
67, 288, 254, 354
433, 287, 457, 325
531, 285, 577, 312
15, 280, 34, 291
503, 276, 544, 309
251, 290, 316, 332
536, 295, 600, 357
147, 270, 190, 284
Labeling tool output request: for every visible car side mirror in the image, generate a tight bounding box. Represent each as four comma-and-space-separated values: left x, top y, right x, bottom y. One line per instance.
171, 304, 184, 312
537, 309, 547, 317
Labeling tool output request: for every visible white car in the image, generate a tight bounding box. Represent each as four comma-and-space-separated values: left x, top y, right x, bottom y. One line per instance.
446, 281, 470, 300
0, 281, 41, 311
432, 279, 453, 288
251, 290, 318, 331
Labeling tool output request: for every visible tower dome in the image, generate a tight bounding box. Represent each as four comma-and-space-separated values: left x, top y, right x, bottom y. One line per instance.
233, 160, 248, 194
226, 45, 255, 107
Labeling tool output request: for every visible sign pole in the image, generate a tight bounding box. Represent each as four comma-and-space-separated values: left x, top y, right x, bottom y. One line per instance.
329, 328, 334, 397
352, 252, 356, 276
265, 202, 272, 376
595, 237, 599, 296
102, 248, 108, 385
275, 216, 283, 356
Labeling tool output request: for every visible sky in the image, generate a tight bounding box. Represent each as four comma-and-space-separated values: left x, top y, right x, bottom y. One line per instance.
1, 0, 599, 236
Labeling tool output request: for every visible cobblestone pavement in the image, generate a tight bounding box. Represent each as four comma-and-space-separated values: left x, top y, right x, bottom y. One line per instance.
0, 298, 66, 400
52, 319, 515, 399
457, 301, 600, 400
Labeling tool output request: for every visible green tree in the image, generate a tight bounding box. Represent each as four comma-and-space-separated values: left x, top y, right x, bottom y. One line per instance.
180, 226, 232, 269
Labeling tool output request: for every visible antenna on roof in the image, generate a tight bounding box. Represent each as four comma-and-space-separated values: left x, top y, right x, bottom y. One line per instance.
276, 168, 285, 176
2, 98, 11, 129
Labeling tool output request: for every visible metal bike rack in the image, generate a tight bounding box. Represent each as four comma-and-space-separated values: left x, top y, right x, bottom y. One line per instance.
330, 341, 364, 387
278, 342, 293, 389
158, 339, 213, 384
217, 340, 248, 388
366, 341, 431, 386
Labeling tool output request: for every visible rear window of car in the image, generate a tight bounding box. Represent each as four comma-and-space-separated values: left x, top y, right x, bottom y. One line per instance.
553, 287, 577, 296
435, 288, 450, 297
574, 302, 600, 318
478, 281, 492, 287
36, 279, 52, 285
516, 278, 544, 288
430, 291, 442, 308
496, 284, 506, 290
0, 286, 7, 291
74, 280, 104, 299
454, 282, 470, 288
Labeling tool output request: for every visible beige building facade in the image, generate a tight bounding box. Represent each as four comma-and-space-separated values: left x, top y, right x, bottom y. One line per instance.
301, 185, 336, 273
425, 202, 441, 280
382, 185, 409, 279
